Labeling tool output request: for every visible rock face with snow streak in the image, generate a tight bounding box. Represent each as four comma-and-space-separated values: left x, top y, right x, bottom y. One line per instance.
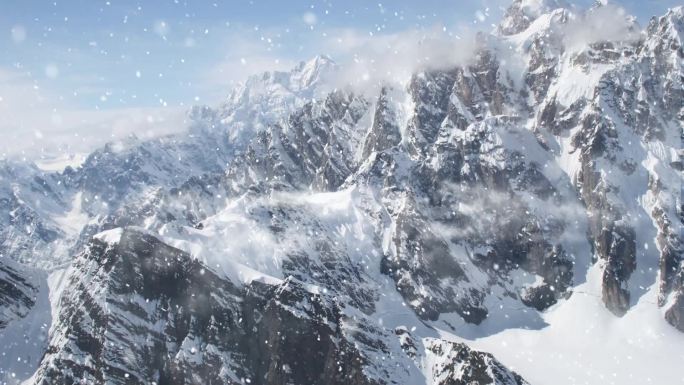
0, 1, 683, 384
32, 227, 528, 385
0, 259, 37, 329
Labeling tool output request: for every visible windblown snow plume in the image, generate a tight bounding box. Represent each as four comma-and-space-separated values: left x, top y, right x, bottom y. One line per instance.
320, 26, 479, 93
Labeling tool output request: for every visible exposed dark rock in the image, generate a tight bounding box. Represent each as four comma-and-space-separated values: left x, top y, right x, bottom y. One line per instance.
362, 88, 403, 158
0, 260, 37, 329
31, 228, 528, 385
426, 339, 529, 385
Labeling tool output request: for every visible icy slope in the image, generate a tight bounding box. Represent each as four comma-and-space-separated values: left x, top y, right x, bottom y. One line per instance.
461, 265, 684, 385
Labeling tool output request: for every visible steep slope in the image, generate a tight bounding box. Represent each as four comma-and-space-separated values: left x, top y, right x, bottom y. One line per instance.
525, 4, 683, 321
0, 259, 38, 329
0, 56, 337, 270
30, 227, 527, 385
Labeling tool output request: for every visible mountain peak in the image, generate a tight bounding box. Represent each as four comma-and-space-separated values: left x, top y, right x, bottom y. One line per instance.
644, 4, 684, 53
660, 5, 684, 32
226, 55, 336, 103
498, 0, 571, 35
290, 54, 337, 92
217, 55, 338, 144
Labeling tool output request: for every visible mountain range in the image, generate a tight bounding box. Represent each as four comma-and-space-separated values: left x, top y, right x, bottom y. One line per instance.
0, 1, 682, 384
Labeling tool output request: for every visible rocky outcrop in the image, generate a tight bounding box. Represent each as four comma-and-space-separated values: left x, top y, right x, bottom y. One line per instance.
226, 90, 370, 193
425, 339, 529, 385
665, 266, 684, 332
362, 88, 403, 158
31, 228, 528, 385
0, 259, 37, 329
33, 228, 245, 384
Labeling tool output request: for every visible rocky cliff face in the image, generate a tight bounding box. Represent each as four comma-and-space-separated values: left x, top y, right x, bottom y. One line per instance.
0, 1, 683, 384
0, 259, 37, 329
31, 228, 528, 385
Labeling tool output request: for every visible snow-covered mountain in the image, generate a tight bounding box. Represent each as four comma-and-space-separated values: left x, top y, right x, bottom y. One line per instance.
0, 1, 682, 384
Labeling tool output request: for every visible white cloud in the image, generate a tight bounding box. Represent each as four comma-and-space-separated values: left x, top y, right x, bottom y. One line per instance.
201, 30, 298, 96
0, 67, 186, 160
200, 21, 479, 98
563, 4, 640, 50
317, 25, 478, 94
11, 3, 629, 163
207, 54, 297, 88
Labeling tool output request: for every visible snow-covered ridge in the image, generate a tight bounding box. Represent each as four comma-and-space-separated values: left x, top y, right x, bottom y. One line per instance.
217, 55, 338, 144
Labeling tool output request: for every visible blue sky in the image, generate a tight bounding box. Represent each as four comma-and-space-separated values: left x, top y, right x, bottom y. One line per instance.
0, 0, 517, 110
0, 0, 680, 159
